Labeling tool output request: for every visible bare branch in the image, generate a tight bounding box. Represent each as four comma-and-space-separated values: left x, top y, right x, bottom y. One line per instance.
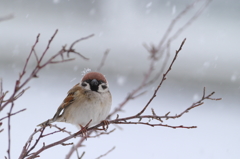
97, 49, 110, 71
89, 129, 116, 138
0, 109, 26, 121
0, 78, 3, 106
50, 124, 72, 135
7, 103, 14, 159
158, 0, 211, 50
96, 146, 115, 159
2, 30, 93, 159
62, 143, 73, 146
136, 38, 186, 116
20, 35, 221, 158
0, 14, 14, 22
0, 1, 217, 158
76, 151, 85, 159
38, 30, 59, 63
0, 30, 92, 112
67, 34, 95, 59
25, 127, 46, 157
111, 121, 196, 129
107, 0, 211, 122
65, 131, 92, 159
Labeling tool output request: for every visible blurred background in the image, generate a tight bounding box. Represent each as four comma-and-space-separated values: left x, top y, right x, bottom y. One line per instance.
0, 0, 240, 158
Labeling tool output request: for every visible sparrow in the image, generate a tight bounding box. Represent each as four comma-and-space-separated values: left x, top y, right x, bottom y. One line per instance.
37, 72, 112, 128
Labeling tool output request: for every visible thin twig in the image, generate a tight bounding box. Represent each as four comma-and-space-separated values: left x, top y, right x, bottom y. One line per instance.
76, 151, 85, 159
15, 1, 215, 158
0, 122, 3, 133
26, 127, 46, 156
51, 124, 72, 135
7, 103, 14, 159
65, 131, 93, 159
62, 143, 73, 146
0, 78, 3, 107
1, 30, 91, 112
0, 14, 14, 22
23, 86, 220, 159
136, 38, 186, 116
24, 36, 206, 159
97, 49, 110, 71
14, 30, 92, 159
38, 30, 58, 63
96, 146, 115, 159
67, 34, 94, 59
89, 129, 116, 138
0, 109, 26, 121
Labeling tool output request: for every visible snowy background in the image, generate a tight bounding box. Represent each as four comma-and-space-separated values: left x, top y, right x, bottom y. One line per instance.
0, 0, 240, 159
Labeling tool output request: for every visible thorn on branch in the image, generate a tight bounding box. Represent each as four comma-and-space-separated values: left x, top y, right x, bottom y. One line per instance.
89, 129, 115, 138
62, 142, 73, 146
77, 151, 85, 159
165, 112, 170, 116
151, 108, 156, 116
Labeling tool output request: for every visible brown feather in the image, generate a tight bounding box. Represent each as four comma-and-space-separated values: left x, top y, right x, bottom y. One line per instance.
52, 84, 82, 121
82, 72, 106, 83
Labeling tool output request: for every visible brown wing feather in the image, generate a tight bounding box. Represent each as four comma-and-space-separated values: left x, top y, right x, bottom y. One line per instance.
52, 83, 81, 121
37, 83, 82, 127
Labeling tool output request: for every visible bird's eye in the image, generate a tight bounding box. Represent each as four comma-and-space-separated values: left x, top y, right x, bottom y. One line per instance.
102, 85, 107, 89
81, 83, 87, 87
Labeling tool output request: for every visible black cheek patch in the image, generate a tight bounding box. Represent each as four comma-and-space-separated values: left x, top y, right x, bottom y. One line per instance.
102, 85, 107, 89
81, 83, 87, 87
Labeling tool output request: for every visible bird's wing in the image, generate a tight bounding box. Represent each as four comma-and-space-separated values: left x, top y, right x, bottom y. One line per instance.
52, 83, 81, 121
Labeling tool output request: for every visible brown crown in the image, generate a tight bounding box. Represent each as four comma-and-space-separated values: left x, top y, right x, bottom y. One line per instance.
81, 72, 107, 83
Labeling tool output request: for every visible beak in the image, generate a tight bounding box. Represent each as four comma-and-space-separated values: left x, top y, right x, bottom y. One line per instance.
91, 79, 98, 86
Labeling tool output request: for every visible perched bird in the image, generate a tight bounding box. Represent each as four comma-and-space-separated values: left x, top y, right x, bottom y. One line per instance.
37, 72, 112, 129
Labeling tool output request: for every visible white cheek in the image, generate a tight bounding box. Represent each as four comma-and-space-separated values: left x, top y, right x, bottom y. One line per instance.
98, 84, 109, 93
83, 84, 91, 90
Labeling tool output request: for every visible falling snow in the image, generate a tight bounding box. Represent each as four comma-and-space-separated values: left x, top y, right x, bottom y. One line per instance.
193, 94, 200, 101
89, 8, 96, 16
203, 61, 210, 68
146, 2, 152, 8
53, 0, 60, 4
172, 5, 176, 15
166, 1, 171, 7
231, 74, 237, 82
70, 78, 76, 82
12, 45, 19, 56
82, 68, 91, 75
98, 32, 103, 37
117, 76, 126, 86
146, 9, 151, 14
73, 65, 79, 71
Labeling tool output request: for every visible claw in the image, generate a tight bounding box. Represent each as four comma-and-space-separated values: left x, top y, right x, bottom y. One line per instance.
79, 124, 88, 138
78, 119, 92, 139
97, 120, 109, 131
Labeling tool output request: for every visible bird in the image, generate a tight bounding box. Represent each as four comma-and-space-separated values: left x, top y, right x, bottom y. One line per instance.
37, 72, 112, 129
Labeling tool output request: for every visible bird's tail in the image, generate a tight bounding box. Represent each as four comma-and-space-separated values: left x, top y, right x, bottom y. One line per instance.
37, 119, 54, 127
